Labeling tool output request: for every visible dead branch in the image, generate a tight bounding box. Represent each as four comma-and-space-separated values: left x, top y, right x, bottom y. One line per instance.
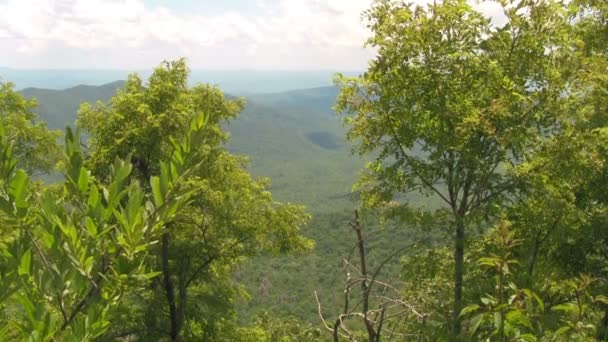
315, 210, 427, 342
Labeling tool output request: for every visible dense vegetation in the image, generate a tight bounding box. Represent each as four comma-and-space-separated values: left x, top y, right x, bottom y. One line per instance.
0, 0, 607, 341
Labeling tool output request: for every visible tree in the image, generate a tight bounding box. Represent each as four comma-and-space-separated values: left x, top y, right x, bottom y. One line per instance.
335, 0, 573, 337
502, 1, 608, 335
78, 59, 311, 340
0, 81, 61, 175
0, 115, 204, 340
496, 2, 608, 339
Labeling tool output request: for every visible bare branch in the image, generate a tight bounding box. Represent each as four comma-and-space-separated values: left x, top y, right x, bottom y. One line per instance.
316, 210, 426, 341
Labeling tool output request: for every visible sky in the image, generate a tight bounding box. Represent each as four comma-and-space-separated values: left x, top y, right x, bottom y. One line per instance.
0, 0, 505, 70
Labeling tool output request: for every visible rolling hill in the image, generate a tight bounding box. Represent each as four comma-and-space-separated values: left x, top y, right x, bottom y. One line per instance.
20, 81, 361, 212
20, 81, 126, 130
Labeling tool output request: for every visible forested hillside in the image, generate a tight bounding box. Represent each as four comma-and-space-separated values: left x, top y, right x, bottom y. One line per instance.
20, 82, 125, 130
19, 81, 362, 210
18, 78, 406, 326
0, 0, 606, 341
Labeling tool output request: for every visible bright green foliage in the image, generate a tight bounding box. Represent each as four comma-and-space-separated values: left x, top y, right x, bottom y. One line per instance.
548, 275, 605, 340
78, 59, 241, 181
78, 59, 311, 340
495, 2, 608, 338
335, 0, 574, 336
250, 312, 323, 342
0, 0, 605, 337
0, 82, 61, 175
0, 114, 205, 340
462, 223, 545, 341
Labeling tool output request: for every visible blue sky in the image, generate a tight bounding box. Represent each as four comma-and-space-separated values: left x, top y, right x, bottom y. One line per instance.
0, 0, 503, 70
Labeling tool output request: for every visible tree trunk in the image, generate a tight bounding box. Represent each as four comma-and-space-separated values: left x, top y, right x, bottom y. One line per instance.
162, 232, 182, 342
452, 219, 465, 339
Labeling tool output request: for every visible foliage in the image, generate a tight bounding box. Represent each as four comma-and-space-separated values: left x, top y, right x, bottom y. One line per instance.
0, 111, 206, 340
15, 69, 373, 329
335, 0, 576, 336
0, 81, 61, 175
0, 0, 606, 338
78, 59, 312, 340
462, 223, 545, 341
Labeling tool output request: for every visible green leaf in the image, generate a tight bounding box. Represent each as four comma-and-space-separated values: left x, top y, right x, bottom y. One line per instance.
9, 169, 28, 208
114, 159, 132, 184
85, 217, 97, 237
552, 303, 578, 315
151, 176, 163, 207
16, 293, 36, 322
554, 326, 571, 336
0, 324, 10, 341
523, 289, 544, 312
594, 295, 608, 305
478, 257, 497, 268
460, 304, 481, 317
114, 210, 129, 233
18, 248, 32, 276
77, 167, 89, 193
160, 163, 170, 196
493, 312, 502, 331
87, 184, 100, 211
506, 310, 532, 329
518, 333, 537, 342
481, 296, 495, 306
469, 314, 484, 335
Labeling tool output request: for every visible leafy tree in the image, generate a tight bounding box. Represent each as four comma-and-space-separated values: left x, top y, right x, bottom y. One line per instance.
0, 114, 203, 340
0, 81, 61, 175
497, 2, 608, 339
335, 0, 574, 337
78, 59, 311, 341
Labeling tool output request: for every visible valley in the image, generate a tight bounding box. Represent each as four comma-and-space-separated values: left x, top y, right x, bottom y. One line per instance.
18, 79, 413, 325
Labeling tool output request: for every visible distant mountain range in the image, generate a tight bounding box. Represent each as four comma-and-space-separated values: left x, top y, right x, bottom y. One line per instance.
2, 67, 360, 94
19, 81, 362, 212
20, 81, 125, 130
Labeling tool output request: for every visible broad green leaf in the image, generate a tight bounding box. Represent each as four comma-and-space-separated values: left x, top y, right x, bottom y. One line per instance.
554, 326, 571, 336
77, 167, 89, 193
523, 288, 544, 312
594, 295, 608, 305
506, 310, 532, 329
519, 333, 537, 342
151, 176, 163, 207
18, 248, 32, 276
9, 169, 28, 208
494, 312, 503, 331
481, 296, 494, 306
469, 314, 484, 335
87, 184, 100, 211
460, 304, 480, 317
552, 303, 578, 315
85, 217, 97, 237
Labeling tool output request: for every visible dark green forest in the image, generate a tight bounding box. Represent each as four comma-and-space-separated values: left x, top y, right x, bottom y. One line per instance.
1, 0, 607, 341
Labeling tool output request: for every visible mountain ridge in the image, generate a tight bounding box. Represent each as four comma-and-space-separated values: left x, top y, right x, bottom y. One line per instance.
18, 80, 361, 211
3, 68, 360, 93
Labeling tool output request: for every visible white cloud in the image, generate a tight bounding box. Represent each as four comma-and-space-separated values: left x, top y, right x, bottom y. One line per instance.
0, 0, 506, 69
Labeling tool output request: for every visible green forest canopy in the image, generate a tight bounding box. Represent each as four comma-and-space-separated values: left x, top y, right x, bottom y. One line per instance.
0, 0, 607, 341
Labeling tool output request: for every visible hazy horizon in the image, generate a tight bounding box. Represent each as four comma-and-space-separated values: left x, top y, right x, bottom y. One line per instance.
1, 67, 360, 93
